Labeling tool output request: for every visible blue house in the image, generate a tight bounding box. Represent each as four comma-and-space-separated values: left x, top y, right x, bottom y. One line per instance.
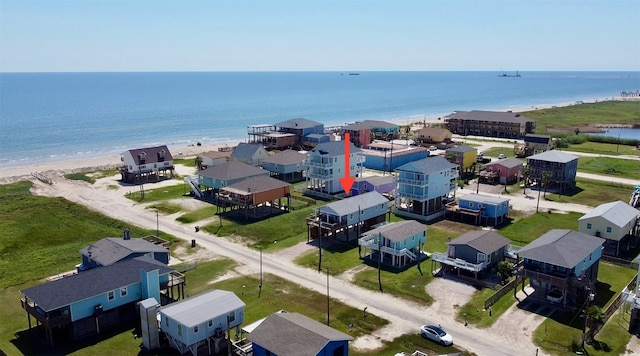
77, 235, 169, 271
262, 149, 307, 182
517, 229, 605, 306
275, 118, 325, 148
248, 312, 353, 356
359, 220, 426, 268
361, 142, 429, 172
20, 256, 182, 346
350, 175, 395, 196
307, 191, 390, 242
448, 194, 510, 227
394, 156, 459, 222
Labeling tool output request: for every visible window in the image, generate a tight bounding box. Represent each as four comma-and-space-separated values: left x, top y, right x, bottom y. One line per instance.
165, 318, 169, 326
208, 320, 213, 328
120, 287, 128, 297
107, 291, 115, 301
606, 227, 612, 233
586, 223, 592, 230
228, 311, 236, 323
469, 202, 474, 208
194, 326, 199, 333
178, 325, 182, 336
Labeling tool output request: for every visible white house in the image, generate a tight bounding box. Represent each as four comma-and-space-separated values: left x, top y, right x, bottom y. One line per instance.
159, 289, 245, 355
120, 145, 174, 182
303, 141, 365, 196
578, 200, 640, 256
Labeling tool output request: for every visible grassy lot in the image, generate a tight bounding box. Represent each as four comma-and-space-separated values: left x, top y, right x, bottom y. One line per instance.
532, 262, 637, 356
498, 211, 581, 246
577, 156, 640, 180
522, 101, 640, 133
543, 178, 635, 207
0, 181, 176, 288
566, 141, 640, 157
125, 182, 191, 203
455, 283, 519, 328
204, 204, 317, 250
353, 261, 435, 307
481, 147, 519, 160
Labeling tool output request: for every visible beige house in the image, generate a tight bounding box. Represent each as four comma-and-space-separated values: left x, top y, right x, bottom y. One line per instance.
578, 201, 640, 256
417, 127, 452, 143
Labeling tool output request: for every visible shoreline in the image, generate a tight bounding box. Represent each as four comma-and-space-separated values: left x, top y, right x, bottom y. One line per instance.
0, 96, 633, 182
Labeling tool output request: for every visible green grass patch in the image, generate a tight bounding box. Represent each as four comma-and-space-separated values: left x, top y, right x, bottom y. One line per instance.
64, 172, 96, 184
532, 262, 637, 356
353, 262, 434, 307
125, 182, 190, 203
577, 156, 640, 180
566, 140, 640, 157
543, 178, 635, 207
148, 202, 183, 215
482, 147, 519, 160
0, 181, 174, 288
498, 212, 581, 246
204, 205, 316, 250
173, 158, 197, 167
294, 242, 363, 276
456, 284, 518, 328
210, 274, 389, 342
523, 101, 640, 134
176, 205, 219, 224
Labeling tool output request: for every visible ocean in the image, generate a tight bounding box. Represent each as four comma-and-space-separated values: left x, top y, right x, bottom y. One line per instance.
0, 71, 638, 167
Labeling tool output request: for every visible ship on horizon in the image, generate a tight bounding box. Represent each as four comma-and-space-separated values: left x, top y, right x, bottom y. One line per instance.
498, 70, 521, 77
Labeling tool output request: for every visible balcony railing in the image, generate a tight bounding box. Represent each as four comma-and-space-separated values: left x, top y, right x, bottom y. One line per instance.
431, 252, 487, 272
358, 236, 418, 261
304, 160, 333, 169
21, 299, 71, 328
516, 267, 568, 288
396, 177, 428, 186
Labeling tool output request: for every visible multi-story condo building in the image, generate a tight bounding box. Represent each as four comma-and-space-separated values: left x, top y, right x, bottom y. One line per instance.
444, 110, 535, 138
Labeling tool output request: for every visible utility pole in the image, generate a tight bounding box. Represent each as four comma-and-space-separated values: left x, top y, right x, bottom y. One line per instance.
156, 210, 159, 237
259, 245, 263, 298
326, 267, 330, 326
378, 232, 383, 292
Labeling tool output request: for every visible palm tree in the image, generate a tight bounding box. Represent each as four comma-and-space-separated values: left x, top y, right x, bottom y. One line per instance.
497, 260, 514, 284
194, 156, 203, 170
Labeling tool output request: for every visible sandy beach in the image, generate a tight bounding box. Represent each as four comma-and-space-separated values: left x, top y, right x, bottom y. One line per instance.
0, 96, 626, 183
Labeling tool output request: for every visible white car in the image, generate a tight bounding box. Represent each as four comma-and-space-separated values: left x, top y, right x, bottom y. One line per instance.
546, 289, 564, 303
428, 145, 437, 151
498, 153, 507, 159
420, 325, 453, 346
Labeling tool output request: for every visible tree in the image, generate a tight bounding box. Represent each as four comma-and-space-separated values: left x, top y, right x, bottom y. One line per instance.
585, 305, 605, 344
194, 156, 203, 170
497, 260, 515, 284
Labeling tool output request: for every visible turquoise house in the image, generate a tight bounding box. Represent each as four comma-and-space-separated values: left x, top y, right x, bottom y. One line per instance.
359, 220, 426, 268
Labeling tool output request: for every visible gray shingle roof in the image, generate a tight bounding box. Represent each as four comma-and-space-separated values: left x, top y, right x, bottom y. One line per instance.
319, 191, 389, 217
355, 175, 394, 187
20, 257, 173, 312
311, 141, 361, 156
247, 312, 353, 356
199, 161, 266, 181
160, 289, 245, 328
579, 201, 639, 228
449, 230, 510, 255
231, 143, 265, 161
363, 220, 426, 243
126, 145, 173, 165
460, 193, 510, 205
447, 145, 476, 153
395, 156, 458, 174
79, 237, 168, 266
221, 175, 290, 195
485, 157, 523, 169
262, 149, 306, 165
528, 150, 578, 163
517, 229, 604, 269
275, 118, 322, 129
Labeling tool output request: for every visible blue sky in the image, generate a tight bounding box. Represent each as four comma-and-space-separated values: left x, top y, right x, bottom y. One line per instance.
1, 0, 639, 72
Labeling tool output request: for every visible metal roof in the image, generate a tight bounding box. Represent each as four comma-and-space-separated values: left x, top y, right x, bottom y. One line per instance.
460, 193, 510, 205
79, 237, 168, 266
527, 150, 578, 164
517, 229, 605, 269
579, 201, 639, 228
247, 312, 353, 356
160, 289, 245, 328
395, 156, 458, 174
275, 118, 323, 129
449, 230, 510, 255
20, 257, 173, 312
355, 175, 394, 187
319, 191, 389, 217
362, 220, 426, 243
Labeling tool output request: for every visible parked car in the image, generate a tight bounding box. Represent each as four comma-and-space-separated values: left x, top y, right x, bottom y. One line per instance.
546, 289, 564, 303
420, 325, 453, 346
428, 145, 437, 151
498, 153, 507, 159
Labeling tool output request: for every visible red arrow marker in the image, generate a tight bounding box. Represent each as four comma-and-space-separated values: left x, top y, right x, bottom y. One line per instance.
339, 133, 355, 194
